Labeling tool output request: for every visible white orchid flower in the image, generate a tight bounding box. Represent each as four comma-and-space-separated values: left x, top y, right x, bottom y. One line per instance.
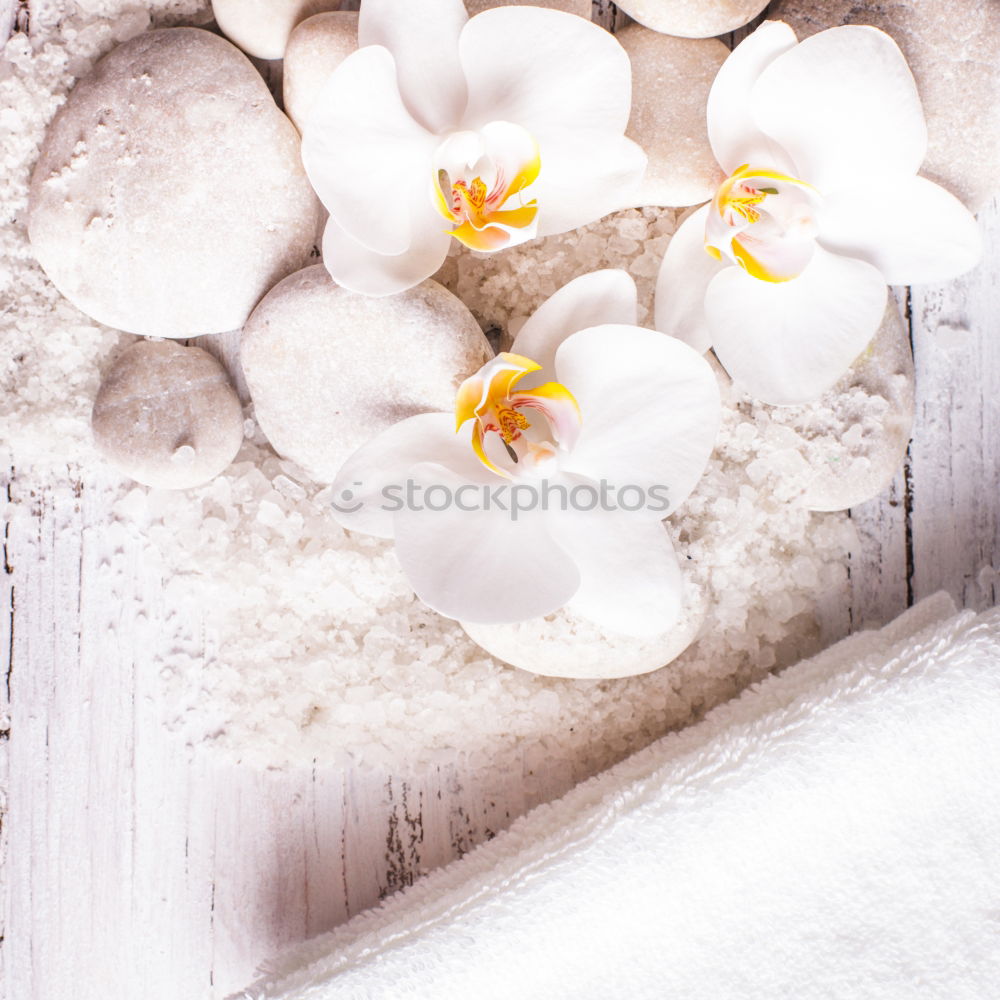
655, 21, 982, 405
300, 0, 646, 297
329, 271, 721, 636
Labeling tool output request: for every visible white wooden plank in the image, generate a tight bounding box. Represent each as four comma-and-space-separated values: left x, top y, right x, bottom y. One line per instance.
7, 476, 195, 999
591, 0, 622, 31
846, 466, 911, 630
908, 197, 1000, 611
1, 469, 13, 995
842, 288, 913, 631
0, 2, 14, 45
2, 476, 355, 999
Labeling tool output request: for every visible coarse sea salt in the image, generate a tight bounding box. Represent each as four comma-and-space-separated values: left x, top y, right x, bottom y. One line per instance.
3, 1, 890, 777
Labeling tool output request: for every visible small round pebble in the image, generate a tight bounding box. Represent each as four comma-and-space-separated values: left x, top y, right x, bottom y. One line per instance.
241, 265, 493, 483
92, 340, 244, 490
462, 569, 707, 679
617, 24, 727, 208
616, 0, 770, 38
768, 0, 1000, 212
28, 28, 320, 339
284, 12, 358, 134
212, 0, 341, 60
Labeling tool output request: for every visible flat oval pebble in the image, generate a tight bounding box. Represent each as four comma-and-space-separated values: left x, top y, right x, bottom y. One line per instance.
463, 566, 707, 679
768, 0, 1000, 212
29, 28, 320, 339
283, 12, 358, 134
92, 340, 244, 490
618, 24, 727, 208
212, 0, 341, 60
616, 0, 770, 38
241, 265, 493, 483
772, 301, 914, 513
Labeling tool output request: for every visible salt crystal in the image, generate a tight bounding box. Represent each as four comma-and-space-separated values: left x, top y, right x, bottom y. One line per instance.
256, 500, 284, 528
273, 474, 307, 503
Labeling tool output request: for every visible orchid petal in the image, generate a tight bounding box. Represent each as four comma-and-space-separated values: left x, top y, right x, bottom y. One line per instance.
533, 132, 647, 237
449, 219, 531, 252
654, 205, 723, 354
555, 325, 721, 515
321, 206, 451, 298
511, 270, 639, 381
511, 382, 583, 453
302, 46, 435, 256
359, 0, 468, 135
549, 509, 682, 638
393, 461, 580, 625
330, 413, 483, 538
478, 120, 542, 198
459, 7, 633, 139
456, 353, 541, 425
752, 26, 927, 190
818, 175, 982, 285
705, 246, 887, 405
707, 20, 799, 175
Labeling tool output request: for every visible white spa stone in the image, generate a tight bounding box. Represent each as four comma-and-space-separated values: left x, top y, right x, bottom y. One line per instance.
241, 265, 493, 483
283, 12, 358, 134
92, 339, 244, 490
776, 301, 914, 514
464, 0, 591, 16
616, 0, 770, 38
212, 0, 341, 60
28, 28, 320, 339
617, 24, 727, 208
462, 559, 707, 679
767, 0, 1000, 212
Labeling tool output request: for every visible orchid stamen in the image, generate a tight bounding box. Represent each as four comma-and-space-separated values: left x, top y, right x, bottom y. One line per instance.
432, 123, 542, 253
455, 352, 582, 479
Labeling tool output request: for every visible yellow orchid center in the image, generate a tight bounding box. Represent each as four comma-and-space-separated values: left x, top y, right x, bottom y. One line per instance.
455, 352, 582, 479
705, 163, 820, 283
432, 122, 541, 253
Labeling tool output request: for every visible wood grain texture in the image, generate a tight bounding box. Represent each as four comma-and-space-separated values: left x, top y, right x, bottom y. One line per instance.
908, 200, 1000, 611
3, 0, 999, 997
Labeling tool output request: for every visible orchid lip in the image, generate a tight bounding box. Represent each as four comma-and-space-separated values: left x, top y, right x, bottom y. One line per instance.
455, 352, 582, 480
704, 163, 821, 284
432, 122, 542, 253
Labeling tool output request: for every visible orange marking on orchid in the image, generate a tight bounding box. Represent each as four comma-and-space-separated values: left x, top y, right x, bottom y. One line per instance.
450, 221, 512, 252
496, 406, 530, 444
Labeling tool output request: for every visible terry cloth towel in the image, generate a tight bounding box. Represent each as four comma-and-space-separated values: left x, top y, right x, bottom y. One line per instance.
237, 594, 1000, 1000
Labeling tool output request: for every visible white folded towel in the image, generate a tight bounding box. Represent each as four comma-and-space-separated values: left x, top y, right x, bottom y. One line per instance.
237, 594, 1000, 1000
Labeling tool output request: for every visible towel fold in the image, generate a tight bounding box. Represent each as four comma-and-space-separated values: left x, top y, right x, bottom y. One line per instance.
237, 594, 1000, 1000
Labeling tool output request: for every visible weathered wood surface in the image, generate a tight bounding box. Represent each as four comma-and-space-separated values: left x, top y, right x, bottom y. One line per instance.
3, 1, 1000, 997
